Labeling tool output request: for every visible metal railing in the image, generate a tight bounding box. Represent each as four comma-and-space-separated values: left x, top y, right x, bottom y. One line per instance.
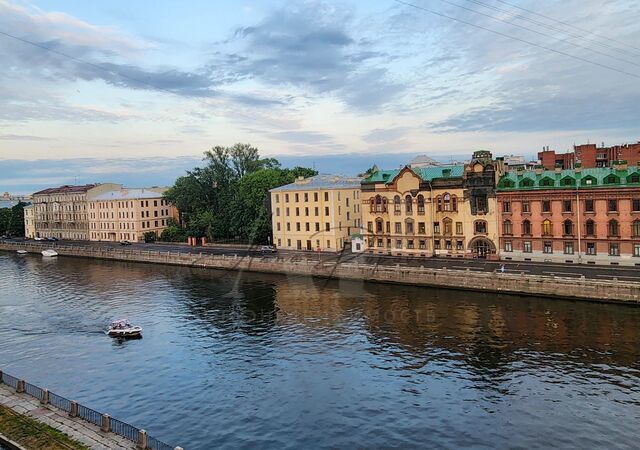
0, 369, 178, 449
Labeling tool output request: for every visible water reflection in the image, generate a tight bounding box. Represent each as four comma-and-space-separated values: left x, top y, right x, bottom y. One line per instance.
0, 254, 639, 450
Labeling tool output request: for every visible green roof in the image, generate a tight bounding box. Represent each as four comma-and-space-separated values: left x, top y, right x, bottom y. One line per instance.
362, 165, 464, 185
498, 166, 640, 191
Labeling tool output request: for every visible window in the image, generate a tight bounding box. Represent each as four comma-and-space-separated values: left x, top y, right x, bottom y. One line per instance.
521, 178, 533, 188
405, 220, 413, 234
561, 177, 575, 186
608, 199, 618, 212
502, 201, 511, 213
443, 219, 452, 235
418, 222, 426, 234
523, 241, 532, 253
305, 223, 310, 232
634, 220, 640, 237
456, 240, 463, 250
395, 222, 402, 233
315, 223, 320, 232
540, 177, 553, 187
305, 207, 309, 216
542, 200, 551, 213
564, 242, 574, 254
445, 240, 452, 250
296, 222, 301, 231
294, 193, 299, 202
394, 195, 401, 214
324, 192, 329, 201
314, 192, 319, 202
563, 219, 573, 236
376, 219, 383, 233
419, 240, 426, 250
562, 200, 572, 212
542, 219, 552, 235
396, 239, 403, 249
443, 193, 451, 211
386, 221, 390, 233
417, 195, 425, 214
504, 241, 513, 252
368, 222, 373, 232
543, 241, 553, 253
474, 220, 487, 234
276, 223, 281, 231
630, 173, 640, 184
522, 220, 532, 235
584, 199, 594, 212
377, 238, 383, 248
275, 194, 280, 203
608, 219, 619, 237
296, 207, 300, 216
634, 244, 640, 257
522, 201, 530, 213
609, 243, 620, 256
434, 239, 441, 250
315, 207, 319, 216
405, 195, 413, 213
633, 199, 640, 211
586, 242, 596, 255
325, 207, 330, 216
585, 220, 595, 236
503, 220, 512, 235
304, 193, 308, 202
407, 239, 414, 249
285, 194, 289, 202
456, 222, 463, 235
604, 174, 618, 185
433, 222, 441, 234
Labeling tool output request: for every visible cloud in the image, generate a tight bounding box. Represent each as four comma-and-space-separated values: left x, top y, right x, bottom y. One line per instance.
363, 127, 410, 143
269, 130, 340, 146
211, 1, 405, 109
0, 134, 53, 141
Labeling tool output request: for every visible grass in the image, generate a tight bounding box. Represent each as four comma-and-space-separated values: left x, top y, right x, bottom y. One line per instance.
0, 404, 90, 450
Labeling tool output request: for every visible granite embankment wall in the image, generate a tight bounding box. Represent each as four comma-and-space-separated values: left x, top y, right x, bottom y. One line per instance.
2, 242, 639, 304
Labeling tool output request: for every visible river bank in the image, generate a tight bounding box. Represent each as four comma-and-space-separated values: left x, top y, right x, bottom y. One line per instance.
1, 241, 639, 304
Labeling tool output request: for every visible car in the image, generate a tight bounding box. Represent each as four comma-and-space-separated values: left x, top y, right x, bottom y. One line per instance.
0, 235, 10, 240
47, 237, 59, 241
260, 245, 277, 253
120, 240, 132, 246
34, 237, 45, 241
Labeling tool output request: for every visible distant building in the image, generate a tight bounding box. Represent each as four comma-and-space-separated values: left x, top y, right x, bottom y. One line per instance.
32, 184, 121, 240
409, 155, 441, 168
23, 204, 35, 239
88, 188, 178, 242
497, 161, 640, 265
538, 141, 640, 170
270, 175, 362, 252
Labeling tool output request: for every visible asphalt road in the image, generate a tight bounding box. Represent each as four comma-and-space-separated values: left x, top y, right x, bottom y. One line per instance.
5, 238, 640, 282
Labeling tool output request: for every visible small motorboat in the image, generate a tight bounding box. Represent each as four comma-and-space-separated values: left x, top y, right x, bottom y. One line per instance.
41, 249, 58, 257
17, 250, 28, 255
106, 319, 142, 338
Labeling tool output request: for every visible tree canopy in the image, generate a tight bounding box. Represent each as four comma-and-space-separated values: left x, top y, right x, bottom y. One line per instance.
163, 144, 317, 244
0, 202, 26, 237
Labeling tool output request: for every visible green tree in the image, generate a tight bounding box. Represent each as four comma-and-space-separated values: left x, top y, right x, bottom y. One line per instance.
159, 218, 187, 242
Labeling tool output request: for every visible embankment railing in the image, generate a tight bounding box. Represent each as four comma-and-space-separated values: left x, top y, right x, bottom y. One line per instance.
0, 369, 180, 450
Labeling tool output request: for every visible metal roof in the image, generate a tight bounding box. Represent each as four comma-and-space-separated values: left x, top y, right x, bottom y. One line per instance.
91, 188, 166, 200
33, 184, 98, 195
362, 165, 464, 184
270, 175, 362, 192
498, 166, 640, 190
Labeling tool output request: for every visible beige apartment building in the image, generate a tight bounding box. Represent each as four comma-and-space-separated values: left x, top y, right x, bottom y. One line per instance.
23, 204, 35, 238
32, 183, 121, 239
270, 175, 362, 252
88, 188, 178, 242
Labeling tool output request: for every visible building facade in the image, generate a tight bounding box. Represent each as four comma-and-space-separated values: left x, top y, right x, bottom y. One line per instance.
270, 175, 362, 252
23, 204, 35, 238
538, 141, 640, 170
88, 188, 178, 242
32, 184, 121, 240
361, 151, 503, 258
496, 161, 640, 265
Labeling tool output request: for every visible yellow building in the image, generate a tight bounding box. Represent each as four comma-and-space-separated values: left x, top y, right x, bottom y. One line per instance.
361, 151, 503, 258
88, 188, 178, 242
270, 175, 362, 252
32, 183, 121, 240
23, 204, 35, 238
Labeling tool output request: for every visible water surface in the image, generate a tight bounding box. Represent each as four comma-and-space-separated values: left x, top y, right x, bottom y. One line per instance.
0, 253, 639, 449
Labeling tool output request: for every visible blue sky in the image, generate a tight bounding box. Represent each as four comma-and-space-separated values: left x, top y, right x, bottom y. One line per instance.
1, 0, 639, 193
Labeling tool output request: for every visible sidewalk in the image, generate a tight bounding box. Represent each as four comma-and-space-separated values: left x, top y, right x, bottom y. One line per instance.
0, 384, 136, 450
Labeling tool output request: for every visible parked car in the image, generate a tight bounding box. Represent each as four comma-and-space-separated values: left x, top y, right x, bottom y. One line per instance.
0, 235, 10, 240
47, 237, 59, 241
34, 236, 45, 241
120, 240, 132, 246
260, 245, 277, 253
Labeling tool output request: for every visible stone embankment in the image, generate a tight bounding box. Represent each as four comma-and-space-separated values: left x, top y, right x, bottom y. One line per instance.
1, 242, 639, 304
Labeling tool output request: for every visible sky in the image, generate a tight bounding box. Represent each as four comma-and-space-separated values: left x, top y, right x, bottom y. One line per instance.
0, 0, 639, 193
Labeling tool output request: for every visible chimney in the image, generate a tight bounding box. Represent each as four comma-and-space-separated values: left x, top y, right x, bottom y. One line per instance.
535, 166, 543, 176
613, 160, 628, 171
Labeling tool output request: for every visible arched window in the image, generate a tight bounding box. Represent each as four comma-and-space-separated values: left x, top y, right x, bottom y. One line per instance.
522, 220, 531, 235
608, 219, 619, 237
474, 220, 487, 234
394, 195, 401, 214
633, 220, 640, 237
369, 198, 375, 213
375, 218, 384, 233
503, 220, 512, 235
443, 193, 451, 211
452, 195, 458, 212
542, 219, 552, 235
586, 219, 595, 236
417, 194, 425, 214
405, 195, 413, 213
563, 219, 573, 236
375, 195, 383, 213
437, 196, 443, 212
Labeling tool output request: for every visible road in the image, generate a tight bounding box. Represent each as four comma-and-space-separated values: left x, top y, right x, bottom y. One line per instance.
4, 238, 640, 282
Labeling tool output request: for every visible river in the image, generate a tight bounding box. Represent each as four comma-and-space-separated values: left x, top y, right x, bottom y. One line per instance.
0, 253, 639, 449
